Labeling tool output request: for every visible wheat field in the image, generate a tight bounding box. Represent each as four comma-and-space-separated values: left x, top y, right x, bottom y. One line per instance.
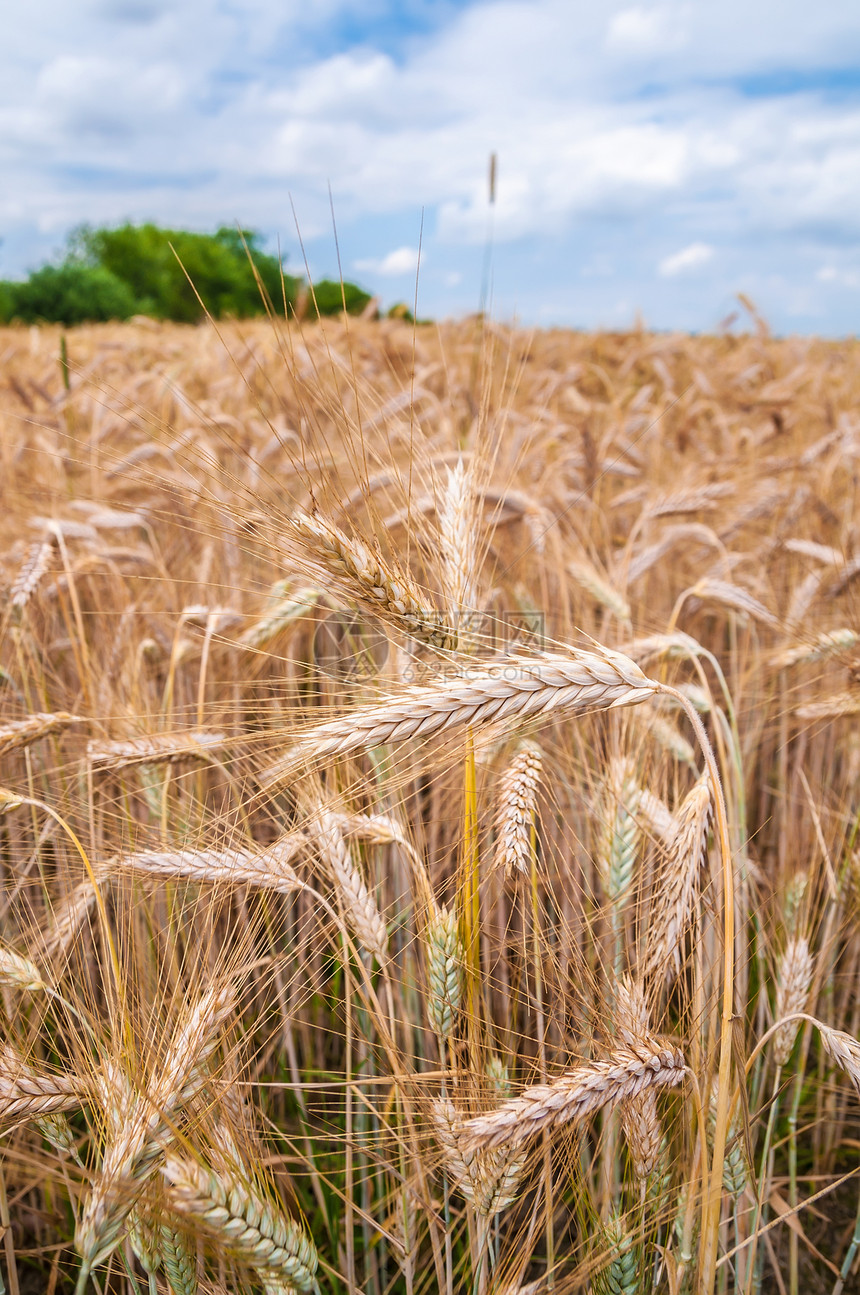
1, 310, 860, 1294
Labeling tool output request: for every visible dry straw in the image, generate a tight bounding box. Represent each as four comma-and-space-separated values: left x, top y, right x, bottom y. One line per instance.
261, 646, 659, 789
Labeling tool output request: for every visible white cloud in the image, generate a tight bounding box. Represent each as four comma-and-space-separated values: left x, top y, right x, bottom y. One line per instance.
355, 246, 420, 276
606, 5, 689, 53
659, 242, 715, 276
817, 265, 860, 288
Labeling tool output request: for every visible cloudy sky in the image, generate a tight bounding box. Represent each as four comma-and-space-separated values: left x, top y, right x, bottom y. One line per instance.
3, 0, 860, 333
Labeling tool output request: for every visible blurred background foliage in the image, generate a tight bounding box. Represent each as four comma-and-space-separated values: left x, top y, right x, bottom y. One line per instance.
0, 223, 380, 324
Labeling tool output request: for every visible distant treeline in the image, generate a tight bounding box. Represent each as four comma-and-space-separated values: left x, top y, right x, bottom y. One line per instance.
0, 224, 390, 325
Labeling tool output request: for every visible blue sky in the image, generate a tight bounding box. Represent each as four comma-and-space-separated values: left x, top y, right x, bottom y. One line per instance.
3, 1, 860, 333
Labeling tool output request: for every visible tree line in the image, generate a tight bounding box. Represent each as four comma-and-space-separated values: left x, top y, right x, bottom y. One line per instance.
0, 224, 384, 325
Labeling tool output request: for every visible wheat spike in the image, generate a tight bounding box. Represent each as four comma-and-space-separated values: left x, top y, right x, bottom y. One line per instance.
494, 741, 542, 876
598, 758, 640, 906
287, 508, 452, 647
431, 1096, 524, 1217
129, 1194, 162, 1276
239, 585, 320, 650
567, 557, 631, 623
818, 1023, 860, 1091
771, 628, 859, 669
461, 1039, 685, 1152
641, 777, 711, 985
8, 539, 55, 611
708, 1080, 747, 1199
115, 839, 304, 896
87, 729, 228, 772
0, 944, 47, 992
594, 1213, 639, 1295
690, 578, 779, 628
76, 984, 234, 1273
773, 937, 814, 1066
425, 904, 464, 1039
615, 980, 662, 1179
260, 646, 659, 789
308, 808, 388, 961
439, 456, 479, 642
0, 711, 83, 759
795, 692, 860, 721
0, 1042, 85, 1124
162, 1155, 318, 1291
160, 1218, 199, 1295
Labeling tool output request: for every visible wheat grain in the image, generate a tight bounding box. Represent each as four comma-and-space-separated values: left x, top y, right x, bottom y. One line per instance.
439, 456, 479, 640
260, 646, 659, 789
462, 1039, 685, 1152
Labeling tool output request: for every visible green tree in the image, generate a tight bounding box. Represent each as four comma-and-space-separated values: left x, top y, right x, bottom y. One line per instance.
69, 222, 301, 322
1, 262, 139, 325
309, 279, 373, 317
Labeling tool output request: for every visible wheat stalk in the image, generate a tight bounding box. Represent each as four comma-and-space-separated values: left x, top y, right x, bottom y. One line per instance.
461, 1039, 685, 1152
162, 1155, 319, 1291
260, 646, 659, 789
